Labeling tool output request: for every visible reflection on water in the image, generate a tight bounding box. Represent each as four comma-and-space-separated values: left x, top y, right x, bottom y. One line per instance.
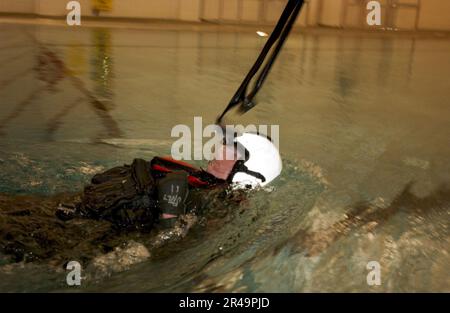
0, 26, 121, 140
0, 23, 449, 292
90, 29, 114, 109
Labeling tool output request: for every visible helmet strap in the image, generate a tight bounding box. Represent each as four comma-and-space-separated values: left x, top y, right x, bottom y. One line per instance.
228, 160, 266, 183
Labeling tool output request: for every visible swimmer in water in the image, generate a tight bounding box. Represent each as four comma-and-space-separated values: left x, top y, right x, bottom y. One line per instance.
0, 133, 282, 263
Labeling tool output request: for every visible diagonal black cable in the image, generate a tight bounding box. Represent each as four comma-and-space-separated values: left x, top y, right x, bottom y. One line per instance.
217, 0, 304, 124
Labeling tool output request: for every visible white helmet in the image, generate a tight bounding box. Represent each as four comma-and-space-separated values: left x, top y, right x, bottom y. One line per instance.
229, 133, 282, 189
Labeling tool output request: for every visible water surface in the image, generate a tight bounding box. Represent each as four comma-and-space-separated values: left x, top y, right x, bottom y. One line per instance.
0, 22, 449, 292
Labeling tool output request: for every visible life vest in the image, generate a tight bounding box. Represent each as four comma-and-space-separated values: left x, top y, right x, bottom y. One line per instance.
150, 156, 225, 188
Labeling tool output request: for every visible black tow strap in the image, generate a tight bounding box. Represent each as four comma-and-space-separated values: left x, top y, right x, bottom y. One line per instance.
217, 0, 305, 124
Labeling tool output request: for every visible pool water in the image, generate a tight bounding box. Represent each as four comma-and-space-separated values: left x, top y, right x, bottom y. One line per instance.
0, 21, 449, 292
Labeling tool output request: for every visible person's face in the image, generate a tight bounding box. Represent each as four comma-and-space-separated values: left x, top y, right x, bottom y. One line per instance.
206, 145, 238, 180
